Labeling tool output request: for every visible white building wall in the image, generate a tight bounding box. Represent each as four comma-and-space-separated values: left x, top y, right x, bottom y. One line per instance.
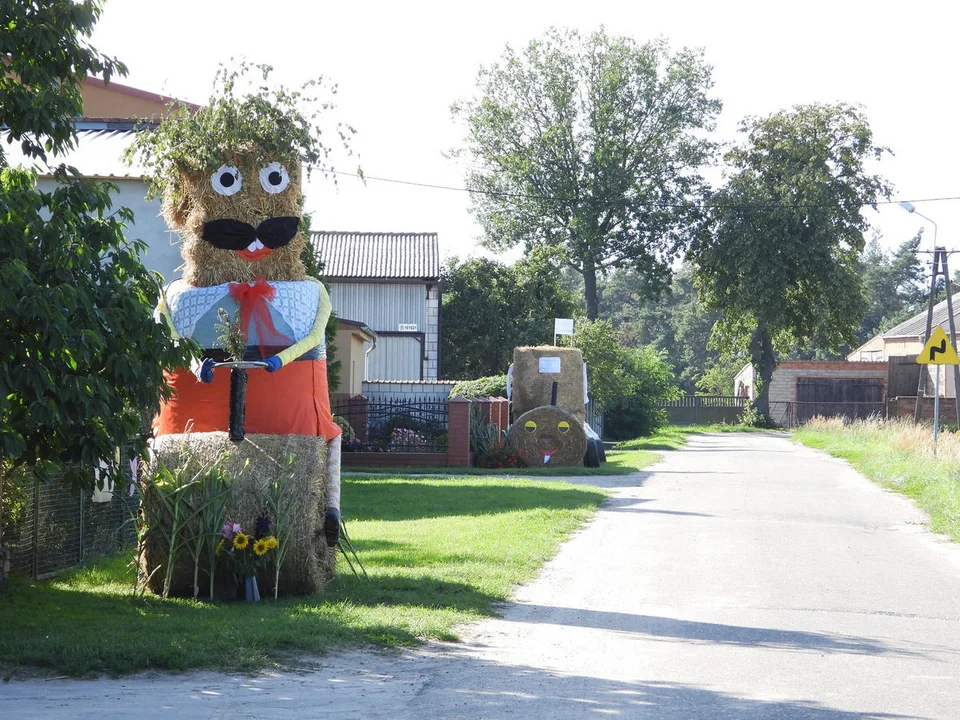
38, 177, 182, 283
329, 283, 426, 332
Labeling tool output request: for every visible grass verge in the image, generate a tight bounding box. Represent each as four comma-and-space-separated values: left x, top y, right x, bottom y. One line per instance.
794, 417, 960, 542
0, 476, 608, 678
0, 423, 744, 677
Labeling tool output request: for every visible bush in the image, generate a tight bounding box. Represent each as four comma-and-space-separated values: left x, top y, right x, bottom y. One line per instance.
333, 415, 355, 442
469, 407, 501, 458
449, 375, 508, 399
738, 402, 780, 429
478, 443, 528, 469
603, 346, 680, 439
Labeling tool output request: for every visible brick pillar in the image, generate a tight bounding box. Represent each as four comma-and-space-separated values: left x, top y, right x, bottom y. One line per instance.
492, 397, 508, 436
447, 397, 472, 467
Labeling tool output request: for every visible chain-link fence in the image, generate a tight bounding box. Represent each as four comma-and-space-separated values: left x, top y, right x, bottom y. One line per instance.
2, 461, 138, 580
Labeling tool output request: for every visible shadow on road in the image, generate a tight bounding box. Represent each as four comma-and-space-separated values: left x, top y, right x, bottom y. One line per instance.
504, 605, 928, 658
420, 649, 918, 719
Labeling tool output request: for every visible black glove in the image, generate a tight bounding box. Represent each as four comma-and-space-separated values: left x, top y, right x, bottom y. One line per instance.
323, 507, 341, 547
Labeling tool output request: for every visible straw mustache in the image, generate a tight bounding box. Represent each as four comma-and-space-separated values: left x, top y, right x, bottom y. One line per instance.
202, 217, 300, 251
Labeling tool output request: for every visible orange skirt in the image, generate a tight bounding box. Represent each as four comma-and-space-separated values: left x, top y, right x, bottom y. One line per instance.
154, 359, 341, 441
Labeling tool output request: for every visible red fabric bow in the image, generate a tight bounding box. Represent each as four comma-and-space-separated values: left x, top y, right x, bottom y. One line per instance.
228, 276, 289, 359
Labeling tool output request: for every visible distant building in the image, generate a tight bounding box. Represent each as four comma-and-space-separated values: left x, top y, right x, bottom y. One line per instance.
312, 231, 441, 382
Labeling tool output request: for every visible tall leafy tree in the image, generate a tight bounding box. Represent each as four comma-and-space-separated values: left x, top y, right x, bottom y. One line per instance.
599, 266, 723, 394
441, 251, 576, 379
571, 318, 680, 438
0, 0, 194, 489
857, 233, 925, 344
452, 28, 721, 319
689, 103, 891, 417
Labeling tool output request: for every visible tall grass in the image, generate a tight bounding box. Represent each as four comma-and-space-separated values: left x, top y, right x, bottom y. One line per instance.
794, 417, 960, 541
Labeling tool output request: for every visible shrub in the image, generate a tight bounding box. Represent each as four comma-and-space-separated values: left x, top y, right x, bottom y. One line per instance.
478, 443, 528, 469
603, 346, 681, 439
333, 415, 355, 442
469, 407, 501, 459
450, 375, 508, 399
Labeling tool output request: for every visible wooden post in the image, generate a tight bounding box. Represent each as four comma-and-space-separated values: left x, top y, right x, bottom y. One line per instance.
940, 251, 960, 430
915, 248, 960, 428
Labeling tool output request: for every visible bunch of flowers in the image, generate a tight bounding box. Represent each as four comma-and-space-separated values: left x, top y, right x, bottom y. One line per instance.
217, 514, 278, 582
389, 427, 428, 450
342, 437, 386, 452
479, 443, 528, 469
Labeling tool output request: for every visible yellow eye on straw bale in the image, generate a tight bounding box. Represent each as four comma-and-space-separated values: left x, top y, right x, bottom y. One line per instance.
507, 406, 587, 467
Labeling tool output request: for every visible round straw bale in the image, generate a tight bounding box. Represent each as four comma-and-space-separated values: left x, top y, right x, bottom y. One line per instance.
511, 346, 586, 424
507, 406, 587, 467
143, 431, 335, 597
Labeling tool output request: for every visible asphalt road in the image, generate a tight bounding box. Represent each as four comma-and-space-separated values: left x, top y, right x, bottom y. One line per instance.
5, 432, 960, 718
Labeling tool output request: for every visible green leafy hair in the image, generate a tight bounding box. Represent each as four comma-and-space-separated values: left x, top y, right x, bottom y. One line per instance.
125, 61, 357, 201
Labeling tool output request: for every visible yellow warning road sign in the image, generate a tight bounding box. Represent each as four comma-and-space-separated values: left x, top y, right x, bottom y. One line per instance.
917, 326, 960, 365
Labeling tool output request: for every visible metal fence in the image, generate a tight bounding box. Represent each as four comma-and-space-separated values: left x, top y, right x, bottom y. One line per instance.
333, 395, 450, 452
658, 396, 748, 425
769, 401, 887, 429
2, 467, 138, 580
585, 400, 604, 438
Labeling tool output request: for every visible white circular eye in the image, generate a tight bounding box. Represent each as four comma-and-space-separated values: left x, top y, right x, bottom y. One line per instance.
211, 165, 242, 196
259, 162, 290, 194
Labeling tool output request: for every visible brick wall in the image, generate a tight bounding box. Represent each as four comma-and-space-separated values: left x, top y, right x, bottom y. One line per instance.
889, 396, 959, 423
768, 362, 888, 404
447, 398, 471, 466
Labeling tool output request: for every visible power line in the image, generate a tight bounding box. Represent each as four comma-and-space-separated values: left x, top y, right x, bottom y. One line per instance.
329, 170, 960, 211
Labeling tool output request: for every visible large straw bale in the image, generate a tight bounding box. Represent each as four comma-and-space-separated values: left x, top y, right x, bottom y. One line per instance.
163, 154, 307, 287
143, 432, 335, 597
512, 346, 585, 423
507, 406, 586, 467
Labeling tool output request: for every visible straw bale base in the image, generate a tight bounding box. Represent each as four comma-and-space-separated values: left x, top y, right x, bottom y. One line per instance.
508, 406, 587, 467
143, 432, 336, 597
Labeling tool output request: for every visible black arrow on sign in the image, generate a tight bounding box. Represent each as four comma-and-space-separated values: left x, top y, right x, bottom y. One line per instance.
930, 339, 947, 361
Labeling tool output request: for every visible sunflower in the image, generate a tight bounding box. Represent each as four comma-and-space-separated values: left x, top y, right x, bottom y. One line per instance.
264, 536, 278, 550
253, 538, 269, 556
233, 531, 249, 550
215, 538, 225, 556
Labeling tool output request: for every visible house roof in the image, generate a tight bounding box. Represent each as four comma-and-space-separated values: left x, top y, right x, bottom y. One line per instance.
311, 231, 440, 281
3, 126, 144, 179
883, 298, 959, 339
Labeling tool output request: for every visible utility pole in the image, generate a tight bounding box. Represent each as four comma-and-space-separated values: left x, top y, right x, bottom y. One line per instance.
914, 247, 960, 428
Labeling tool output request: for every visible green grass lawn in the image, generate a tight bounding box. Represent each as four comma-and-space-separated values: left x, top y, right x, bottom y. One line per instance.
0, 475, 609, 677
0, 423, 738, 678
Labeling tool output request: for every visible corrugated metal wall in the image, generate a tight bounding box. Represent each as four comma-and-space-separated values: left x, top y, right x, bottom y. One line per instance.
367, 336, 423, 380
330, 283, 426, 331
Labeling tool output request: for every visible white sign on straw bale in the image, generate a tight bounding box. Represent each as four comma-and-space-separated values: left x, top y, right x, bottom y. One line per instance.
539, 357, 561, 374
554, 318, 574, 335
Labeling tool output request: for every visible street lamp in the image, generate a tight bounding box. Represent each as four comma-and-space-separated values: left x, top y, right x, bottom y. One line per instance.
899, 201, 938, 247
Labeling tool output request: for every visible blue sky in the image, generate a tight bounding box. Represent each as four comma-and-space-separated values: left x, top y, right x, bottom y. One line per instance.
92, 0, 960, 266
